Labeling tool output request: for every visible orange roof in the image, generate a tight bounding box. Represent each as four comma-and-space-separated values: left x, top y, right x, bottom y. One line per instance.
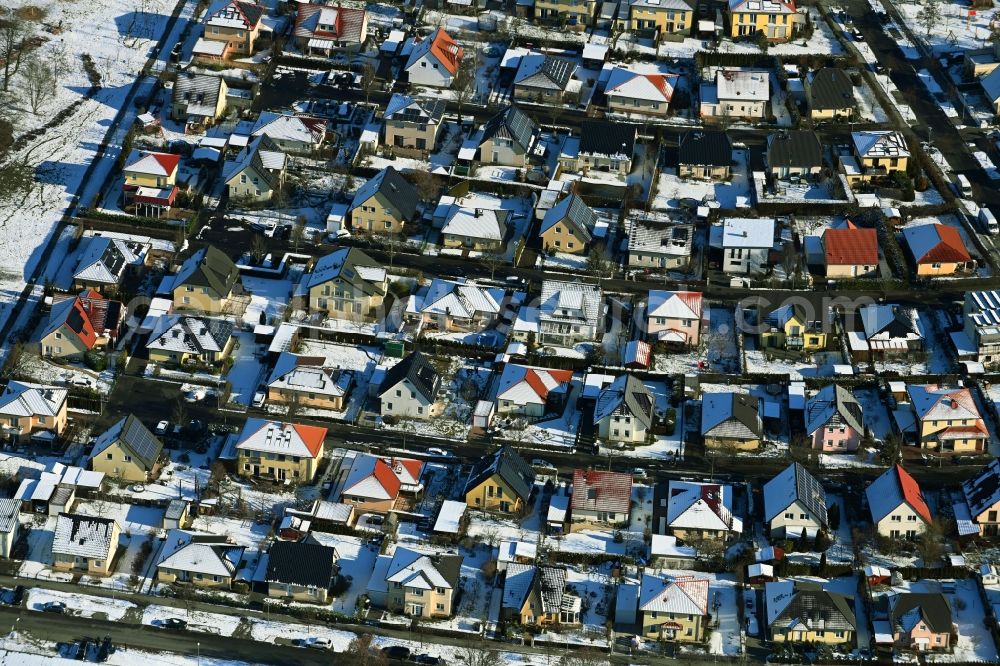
429, 29, 463, 76
151, 152, 181, 176
523, 368, 572, 402
398, 458, 423, 481
373, 458, 402, 498
66, 298, 99, 349
291, 423, 327, 457
646, 74, 675, 102
895, 464, 932, 525
824, 227, 878, 266
918, 224, 971, 264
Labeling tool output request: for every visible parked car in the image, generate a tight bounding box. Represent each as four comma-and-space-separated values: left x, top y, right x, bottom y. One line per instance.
154, 420, 170, 436
411, 655, 442, 665
160, 618, 187, 630
40, 601, 66, 613
252, 390, 266, 408
426, 448, 450, 457
382, 645, 411, 661
11, 585, 24, 606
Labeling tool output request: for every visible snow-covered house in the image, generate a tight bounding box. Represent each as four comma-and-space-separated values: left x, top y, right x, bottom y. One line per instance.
405, 278, 512, 332
337, 453, 423, 513
665, 480, 742, 542
0, 499, 19, 559
888, 593, 954, 652
89, 414, 164, 483
701, 392, 762, 450
196, 0, 266, 60
605, 67, 679, 117
235, 419, 327, 483
71, 237, 148, 295
377, 351, 442, 420
700, 69, 770, 120
495, 364, 573, 418
627, 219, 694, 271
866, 465, 932, 538
405, 28, 464, 88
765, 581, 856, 645
122, 151, 180, 216
502, 564, 580, 626
146, 316, 235, 366
850, 303, 925, 363
348, 166, 420, 234
593, 375, 655, 444
513, 53, 578, 105
383, 94, 446, 159
962, 459, 1000, 537
961, 290, 1000, 369
306, 246, 387, 322
292, 3, 368, 56
441, 205, 511, 250
569, 469, 632, 528
633, 573, 709, 640
51, 513, 120, 576
223, 135, 286, 203
905, 384, 988, 454
538, 280, 603, 346
372, 547, 463, 618
157, 531, 245, 589
538, 194, 596, 255
39, 293, 122, 361
266, 353, 355, 412
248, 112, 326, 154
646, 290, 703, 346
171, 73, 228, 130
804, 384, 863, 453
497, 540, 537, 571
716, 217, 775, 274
845, 130, 910, 185
762, 462, 828, 539
476, 106, 538, 167
0, 381, 68, 445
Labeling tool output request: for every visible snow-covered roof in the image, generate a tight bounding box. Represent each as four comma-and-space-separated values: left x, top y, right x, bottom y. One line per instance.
146, 317, 234, 355
441, 205, 510, 241
235, 419, 326, 459
340, 453, 423, 501
666, 480, 741, 532
52, 513, 117, 560
385, 547, 461, 590
700, 391, 761, 439
963, 458, 1000, 520
433, 500, 466, 534
762, 462, 827, 524
906, 384, 982, 423
866, 464, 932, 525
158, 531, 244, 578
74, 236, 147, 285
852, 130, 909, 159
720, 218, 774, 249
408, 278, 507, 320
804, 384, 863, 436
539, 280, 602, 326
650, 534, 697, 559
267, 353, 353, 399
716, 69, 770, 102
250, 112, 326, 147
0, 381, 66, 419
647, 290, 702, 321
605, 67, 678, 103
592, 375, 654, 429
638, 572, 709, 615
496, 364, 573, 406
502, 562, 537, 610
498, 540, 537, 563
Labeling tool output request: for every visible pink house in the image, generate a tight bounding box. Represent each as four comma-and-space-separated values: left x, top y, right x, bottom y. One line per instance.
646, 290, 703, 346
804, 384, 863, 452
890, 593, 953, 652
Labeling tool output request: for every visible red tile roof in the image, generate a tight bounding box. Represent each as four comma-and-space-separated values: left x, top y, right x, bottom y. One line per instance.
895, 464, 933, 525
372, 458, 402, 498
646, 74, 675, 102
291, 423, 327, 457
65, 299, 98, 349
824, 227, 878, 266
522, 368, 573, 402
398, 458, 423, 481
428, 29, 463, 76
914, 225, 971, 264
151, 152, 181, 176
571, 469, 632, 514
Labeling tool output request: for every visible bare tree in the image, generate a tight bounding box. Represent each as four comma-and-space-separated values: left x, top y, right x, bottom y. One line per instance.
21, 55, 55, 114
0, 9, 28, 92
480, 246, 506, 280
360, 62, 376, 105
250, 234, 268, 264
460, 644, 505, 666
452, 55, 476, 120
411, 169, 442, 202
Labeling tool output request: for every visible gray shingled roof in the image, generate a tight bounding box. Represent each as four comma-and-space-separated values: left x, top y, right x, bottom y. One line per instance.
809, 68, 856, 112
539, 194, 596, 241
350, 166, 419, 221
90, 414, 164, 471
481, 106, 537, 152
174, 245, 239, 297
679, 130, 732, 169
771, 582, 857, 633
767, 131, 823, 169
465, 445, 536, 502
889, 593, 952, 635
378, 351, 440, 403
763, 462, 828, 524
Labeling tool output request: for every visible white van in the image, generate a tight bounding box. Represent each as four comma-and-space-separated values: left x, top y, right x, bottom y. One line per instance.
956, 174, 973, 197
980, 208, 999, 235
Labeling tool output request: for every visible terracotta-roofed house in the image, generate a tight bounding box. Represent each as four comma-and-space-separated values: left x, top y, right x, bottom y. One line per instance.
636, 573, 710, 640
665, 480, 742, 542
605, 67, 679, 117
902, 223, 974, 277
646, 290, 703, 346
235, 419, 327, 483
906, 384, 988, 454
337, 453, 423, 513
405, 28, 464, 88
495, 364, 573, 418
823, 223, 878, 278
866, 465, 932, 538
293, 3, 368, 57
569, 469, 632, 529
122, 151, 181, 216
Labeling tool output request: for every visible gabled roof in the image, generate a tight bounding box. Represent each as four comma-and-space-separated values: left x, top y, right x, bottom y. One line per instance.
235, 419, 326, 459
902, 223, 971, 264
539, 280, 602, 325
766, 580, 856, 632
805, 384, 863, 436
540, 194, 596, 241
579, 120, 637, 158
40, 297, 98, 350
852, 130, 909, 159
571, 469, 632, 514
859, 304, 922, 341
628, 221, 693, 258
442, 206, 510, 241
728, 0, 796, 14
906, 384, 983, 423
266, 353, 353, 398
293, 3, 367, 43
464, 445, 536, 501
173, 73, 226, 115
647, 290, 703, 321
808, 68, 856, 111
606, 67, 678, 103
405, 28, 463, 76
515, 53, 575, 90
124, 151, 180, 177
981, 65, 1000, 103
147, 317, 234, 355
593, 375, 654, 430
350, 166, 419, 221
384, 94, 446, 124
90, 415, 163, 471
0, 381, 66, 419
266, 540, 336, 588
701, 392, 762, 439
173, 245, 239, 297
158, 533, 244, 578
963, 458, 1000, 519
408, 279, 506, 320
889, 593, 952, 635
767, 130, 822, 169
502, 564, 572, 615
496, 364, 573, 406
824, 225, 878, 266
74, 237, 145, 285
866, 464, 932, 525
386, 547, 462, 590
638, 573, 710, 615
52, 513, 117, 560
481, 106, 537, 152
250, 112, 326, 147
378, 351, 440, 403
679, 130, 732, 168
340, 453, 423, 501
205, 0, 264, 29
666, 480, 740, 532
763, 462, 828, 524
224, 135, 285, 189
307, 246, 386, 295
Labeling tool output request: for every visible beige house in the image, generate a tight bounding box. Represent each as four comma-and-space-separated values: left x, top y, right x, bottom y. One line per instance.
196, 0, 265, 61
605, 67, 678, 117
146, 317, 235, 366
0, 381, 68, 445
665, 480, 742, 542
383, 94, 446, 159
866, 464, 932, 538
441, 206, 510, 251
171, 245, 240, 314
463, 446, 536, 515
235, 419, 327, 484
502, 564, 581, 626
378, 352, 442, 420
766, 580, 856, 645
534, 0, 596, 28
539, 194, 596, 255
266, 541, 337, 603
646, 290, 703, 346
266, 353, 355, 412
844, 131, 910, 185
593, 376, 655, 445
51, 513, 120, 576
89, 415, 164, 483
963, 459, 1000, 537
349, 166, 419, 234
701, 392, 762, 450
636, 573, 709, 641
569, 469, 632, 528
171, 73, 228, 129
157, 531, 245, 589
762, 463, 828, 539
383, 548, 463, 618
306, 246, 387, 321
477, 106, 537, 168
337, 454, 423, 514
224, 135, 287, 204
628, 0, 694, 36
678, 129, 732, 180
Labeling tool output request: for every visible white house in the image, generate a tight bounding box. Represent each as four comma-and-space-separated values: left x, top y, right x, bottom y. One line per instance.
664, 480, 742, 541
377, 351, 442, 420
405, 29, 464, 88
715, 217, 775, 274
866, 464, 932, 538
495, 364, 573, 418
538, 280, 603, 347
593, 374, 655, 444
700, 69, 770, 120
762, 462, 828, 539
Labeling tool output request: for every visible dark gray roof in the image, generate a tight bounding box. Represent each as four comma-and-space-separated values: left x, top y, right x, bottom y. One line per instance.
465, 445, 536, 501
678, 130, 732, 168
517, 55, 575, 91
378, 351, 440, 402
173, 73, 225, 111
91, 414, 163, 471
174, 245, 240, 297
764, 463, 828, 524
579, 121, 636, 158
771, 582, 857, 633
890, 593, 952, 634
433, 553, 464, 588
266, 541, 336, 588
306, 246, 386, 297
809, 68, 856, 112
481, 106, 537, 152
540, 194, 597, 242
767, 131, 823, 169
350, 166, 419, 221
963, 458, 1000, 518
702, 392, 762, 439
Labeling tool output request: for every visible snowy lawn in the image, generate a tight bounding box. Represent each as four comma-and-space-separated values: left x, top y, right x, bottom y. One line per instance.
142, 604, 242, 635
27, 588, 136, 621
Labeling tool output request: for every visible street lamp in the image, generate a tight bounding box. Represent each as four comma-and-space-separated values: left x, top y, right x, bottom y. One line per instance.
197, 642, 201, 666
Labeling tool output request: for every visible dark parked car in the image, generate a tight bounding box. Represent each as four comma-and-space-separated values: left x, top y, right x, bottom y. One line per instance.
11, 585, 24, 606
382, 645, 411, 661
40, 601, 66, 613
161, 618, 187, 630
411, 655, 442, 665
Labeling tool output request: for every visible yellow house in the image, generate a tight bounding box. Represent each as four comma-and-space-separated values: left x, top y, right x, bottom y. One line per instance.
171, 73, 229, 128
385, 549, 463, 618
349, 166, 419, 234
502, 564, 581, 626
534, 0, 596, 29
146, 317, 235, 366
766, 581, 856, 646
157, 532, 245, 589
123, 152, 180, 189
906, 385, 989, 453
266, 353, 355, 412
962, 459, 1000, 537
539, 194, 596, 255
629, 0, 694, 36
637, 573, 709, 641
307, 247, 387, 322
760, 303, 826, 352
701, 392, 762, 451
171, 245, 240, 314
847, 131, 910, 185
902, 223, 974, 278
52, 513, 120, 576
235, 419, 327, 484
464, 446, 536, 514
199, 0, 265, 60
0, 381, 68, 444
89, 415, 164, 483
266, 541, 336, 604
728, 0, 800, 41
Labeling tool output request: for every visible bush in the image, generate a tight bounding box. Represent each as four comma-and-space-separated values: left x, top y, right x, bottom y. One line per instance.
84, 350, 107, 372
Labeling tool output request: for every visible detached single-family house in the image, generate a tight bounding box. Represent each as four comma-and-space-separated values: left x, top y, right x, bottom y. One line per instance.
806, 67, 856, 120
763, 462, 828, 539
306, 246, 387, 321
962, 290, 1000, 369
823, 223, 878, 278
853, 303, 925, 362
349, 166, 419, 234
495, 364, 573, 418
700, 69, 770, 120
980, 66, 1000, 115
405, 278, 511, 332
405, 28, 464, 88
627, 0, 695, 36
292, 3, 368, 57
888, 593, 954, 652
571, 121, 637, 177
627, 220, 693, 271
51, 513, 120, 576
717, 217, 775, 274
378, 351, 442, 420
678, 130, 732, 180
89, 415, 163, 482
224, 135, 286, 204
171, 73, 228, 130
72, 236, 148, 295
866, 465, 932, 538
39, 293, 122, 361
635, 573, 710, 641
146, 317, 235, 365
728, 0, 800, 41
646, 290, 703, 346
171, 245, 240, 314
514, 53, 578, 105
905, 384, 988, 453
0, 382, 68, 445
534, 0, 597, 27
845, 131, 910, 184
569, 469, 632, 528
464, 446, 536, 514
383, 548, 463, 618
157, 531, 245, 589
594, 375, 655, 444
766, 130, 823, 180
760, 302, 827, 352
383, 94, 446, 159
441, 205, 511, 250
196, 0, 265, 60
122, 151, 180, 216
502, 564, 581, 626
805, 385, 863, 453
249, 112, 327, 155
235, 419, 327, 483
701, 392, 762, 450
765, 581, 856, 645
605, 67, 679, 117
266, 353, 355, 412
337, 453, 423, 513
266, 540, 337, 603
477, 106, 538, 168
962, 459, 1000, 536
665, 480, 742, 542
539, 194, 596, 255
901, 222, 974, 277
538, 280, 603, 346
